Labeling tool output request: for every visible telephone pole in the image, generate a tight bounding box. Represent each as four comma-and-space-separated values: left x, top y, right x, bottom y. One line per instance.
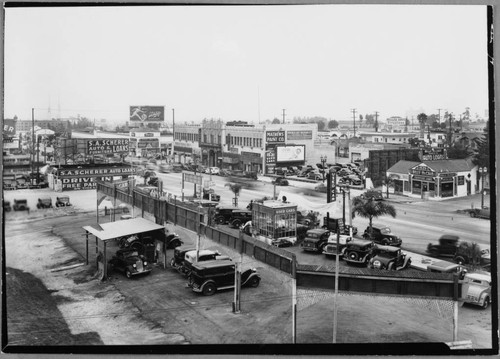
282, 109, 286, 124
172, 108, 175, 163
351, 108, 357, 137
374, 111, 379, 132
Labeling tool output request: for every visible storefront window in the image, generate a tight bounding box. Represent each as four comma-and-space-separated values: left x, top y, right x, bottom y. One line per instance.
403, 180, 409, 192
412, 180, 422, 194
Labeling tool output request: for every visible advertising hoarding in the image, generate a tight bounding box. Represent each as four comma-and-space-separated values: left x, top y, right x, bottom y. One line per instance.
87, 139, 130, 155
138, 138, 160, 149
129, 106, 165, 122
3, 119, 16, 136
276, 145, 305, 163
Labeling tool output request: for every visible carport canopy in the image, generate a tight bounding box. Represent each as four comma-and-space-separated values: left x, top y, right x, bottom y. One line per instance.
83, 217, 164, 242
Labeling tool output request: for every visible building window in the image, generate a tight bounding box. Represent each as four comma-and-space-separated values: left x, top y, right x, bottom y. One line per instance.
218, 135, 221, 144
204, 134, 207, 143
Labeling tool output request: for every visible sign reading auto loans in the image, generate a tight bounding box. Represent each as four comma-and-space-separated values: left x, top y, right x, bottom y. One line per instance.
57, 167, 137, 177
129, 106, 165, 122
87, 139, 130, 155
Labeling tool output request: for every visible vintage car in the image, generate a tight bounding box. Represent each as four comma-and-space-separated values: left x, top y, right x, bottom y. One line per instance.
165, 232, 183, 249
300, 229, 331, 253
158, 164, 171, 173
467, 207, 490, 220
15, 178, 29, 189
108, 248, 153, 278
182, 249, 232, 275
462, 272, 491, 309
37, 196, 53, 209
3, 200, 12, 212
368, 245, 411, 271
272, 177, 289, 186
55, 195, 72, 207
3, 179, 16, 190
322, 235, 353, 257
13, 199, 30, 212
170, 246, 196, 275
228, 210, 253, 229
314, 183, 327, 193
342, 239, 377, 265
427, 235, 490, 269
202, 188, 220, 202
322, 217, 358, 236
307, 172, 323, 181
362, 225, 402, 246
188, 260, 261, 296
209, 167, 220, 175
213, 206, 239, 225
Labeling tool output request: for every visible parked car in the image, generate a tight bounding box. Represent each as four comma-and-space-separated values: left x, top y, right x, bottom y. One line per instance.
108, 248, 153, 278
462, 272, 491, 309
209, 167, 220, 175
362, 225, 402, 246
314, 183, 327, 193
368, 245, 411, 270
37, 197, 53, 209
218, 169, 232, 177
3, 200, 12, 212
307, 172, 323, 181
56, 195, 72, 207
275, 167, 287, 176
214, 206, 239, 225
297, 169, 310, 177
13, 199, 29, 212
188, 261, 261, 296
170, 246, 196, 275
3, 179, 16, 190
342, 239, 377, 265
272, 177, 289, 186
228, 209, 253, 228
360, 190, 384, 201
165, 232, 183, 249
182, 249, 232, 275
271, 238, 295, 248
300, 229, 331, 253
171, 163, 184, 173
202, 188, 220, 201
322, 217, 358, 236
158, 164, 171, 173
287, 166, 300, 176
322, 235, 353, 257
15, 178, 29, 189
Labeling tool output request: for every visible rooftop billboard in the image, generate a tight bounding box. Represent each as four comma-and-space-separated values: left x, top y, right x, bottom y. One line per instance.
129, 106, 165, 122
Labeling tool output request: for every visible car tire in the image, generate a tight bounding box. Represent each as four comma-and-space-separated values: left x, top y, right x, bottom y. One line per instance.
348, 251, 359, 261
469, 211, 476, 218
249, 276, 260, 288
231, 219, 242, 228
170, 258, 176, 268
202, 282, 216, 296
215, 216, 225, 225
125, 270, 132, 279
454, 256, 465, 265
482, 297, 490, 309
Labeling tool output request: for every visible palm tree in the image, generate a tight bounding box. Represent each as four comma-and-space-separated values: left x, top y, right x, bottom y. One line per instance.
225, 182, 243, 207
351, 193, 397, 237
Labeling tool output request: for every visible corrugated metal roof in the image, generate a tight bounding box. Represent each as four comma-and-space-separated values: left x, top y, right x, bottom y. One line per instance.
83, 217, 164, 241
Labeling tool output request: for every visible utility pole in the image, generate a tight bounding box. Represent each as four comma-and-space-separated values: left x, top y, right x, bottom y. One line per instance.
172, 108, 175, 163
374, 111, 379, 132
31, 108, 35, 184
351, 108, 357, 137
282, 109, 286, 124
333, 226, 340, 343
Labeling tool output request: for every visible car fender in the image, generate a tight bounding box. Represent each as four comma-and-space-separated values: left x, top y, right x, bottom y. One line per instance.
200, 279, 217, 293
242, 271, 261, 287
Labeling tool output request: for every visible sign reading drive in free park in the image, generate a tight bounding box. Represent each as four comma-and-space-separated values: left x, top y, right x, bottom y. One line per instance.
87, 139, 130, 155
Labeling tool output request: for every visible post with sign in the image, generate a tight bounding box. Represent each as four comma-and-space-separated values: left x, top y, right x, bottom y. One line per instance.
326, 170, 337, 203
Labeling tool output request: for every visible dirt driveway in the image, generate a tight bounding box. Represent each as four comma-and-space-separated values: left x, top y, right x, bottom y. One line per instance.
3, 208, 495, 353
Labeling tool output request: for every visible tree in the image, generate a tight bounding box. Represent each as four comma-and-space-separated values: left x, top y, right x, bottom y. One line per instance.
317, 120, 326, 131
472, 129, 489, 169
328, 120, 339, 129
225, 182, 243, 207
365, 114, 375, 125
272, 118, 281, 124
447, 143, 472, 159
351, 194, 397, 237
417, 113, 428, 128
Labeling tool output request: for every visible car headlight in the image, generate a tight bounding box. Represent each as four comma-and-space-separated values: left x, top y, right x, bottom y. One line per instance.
372, 260, 381, 269
133, 264, 137, 268
143, 261, 147, 266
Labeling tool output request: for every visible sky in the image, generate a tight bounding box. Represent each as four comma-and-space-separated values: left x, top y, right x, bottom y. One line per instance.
3, 4, 490, 126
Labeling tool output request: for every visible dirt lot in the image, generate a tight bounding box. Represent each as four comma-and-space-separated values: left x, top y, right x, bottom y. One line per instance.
3, 207, 495, 353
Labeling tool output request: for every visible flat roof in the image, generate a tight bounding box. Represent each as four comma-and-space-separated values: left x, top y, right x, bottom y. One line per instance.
83, 217, 164, 241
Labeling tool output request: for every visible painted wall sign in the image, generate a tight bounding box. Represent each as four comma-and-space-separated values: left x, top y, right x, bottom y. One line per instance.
266, 131, 285, 144
287, 130, 312, 140
87, 139, 130, 155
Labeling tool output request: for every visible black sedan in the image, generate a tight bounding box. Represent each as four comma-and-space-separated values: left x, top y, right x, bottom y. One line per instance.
109, 248, 153, 278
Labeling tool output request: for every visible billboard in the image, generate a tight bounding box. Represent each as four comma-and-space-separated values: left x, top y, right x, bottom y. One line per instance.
129, 106, 165, 122
3, 119, 16, 136
87, 139, 130, 155
276, 145, 305, 163
287, 130, 312, 140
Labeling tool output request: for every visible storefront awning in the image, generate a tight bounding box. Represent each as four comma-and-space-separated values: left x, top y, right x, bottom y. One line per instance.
83, 217, 164, 241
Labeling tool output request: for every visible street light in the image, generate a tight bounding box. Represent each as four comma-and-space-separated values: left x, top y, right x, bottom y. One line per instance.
320, 155, 327, 182
479, 167, 488, 209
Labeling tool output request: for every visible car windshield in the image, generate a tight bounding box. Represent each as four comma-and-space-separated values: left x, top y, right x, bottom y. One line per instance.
380, 227, 391, 234
125, 251, 139, 258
